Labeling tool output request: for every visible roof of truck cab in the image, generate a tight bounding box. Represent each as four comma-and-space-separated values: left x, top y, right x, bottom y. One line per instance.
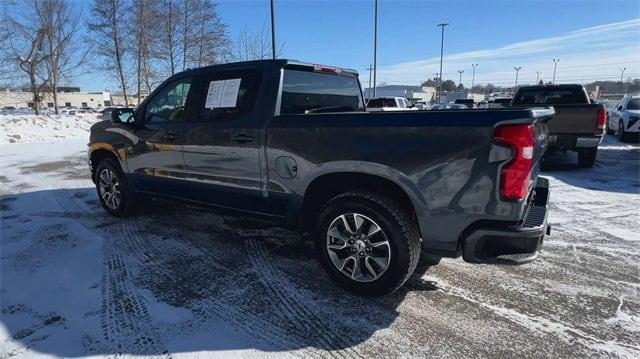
175, 59, 359, 77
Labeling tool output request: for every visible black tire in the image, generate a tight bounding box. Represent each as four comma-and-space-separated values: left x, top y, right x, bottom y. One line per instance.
606, 124, 615, 135
617, 120, 630, 142
578, 148, 597, 168
315, 191, 421, 296
95, 158, 137, 217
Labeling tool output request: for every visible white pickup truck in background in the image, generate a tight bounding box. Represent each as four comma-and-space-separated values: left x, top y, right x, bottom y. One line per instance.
366, 97, 418, 111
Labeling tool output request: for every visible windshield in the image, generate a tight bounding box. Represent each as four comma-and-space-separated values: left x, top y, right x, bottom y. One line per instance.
627, 98, 640, 110
280, 70, 364, 114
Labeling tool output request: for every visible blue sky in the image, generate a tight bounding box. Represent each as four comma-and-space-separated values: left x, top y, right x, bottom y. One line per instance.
70, 0, 640, 90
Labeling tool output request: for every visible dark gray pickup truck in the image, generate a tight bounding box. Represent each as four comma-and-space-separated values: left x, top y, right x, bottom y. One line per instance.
511, 84, 606, 167
88, 59, 552, 296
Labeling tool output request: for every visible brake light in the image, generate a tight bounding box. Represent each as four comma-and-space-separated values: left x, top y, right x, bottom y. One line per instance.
313, 64, 342, 74
494, 124, 535, 201
596, 107, 606, 131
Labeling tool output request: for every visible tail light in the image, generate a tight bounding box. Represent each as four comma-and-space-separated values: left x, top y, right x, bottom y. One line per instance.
494, 124, 535, 201
596, 107, 606, 131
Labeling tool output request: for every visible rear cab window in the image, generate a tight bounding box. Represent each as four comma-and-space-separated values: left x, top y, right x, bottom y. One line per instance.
280, 67, 364, 114
367, 98, 396, 108
512, 86, 589, 105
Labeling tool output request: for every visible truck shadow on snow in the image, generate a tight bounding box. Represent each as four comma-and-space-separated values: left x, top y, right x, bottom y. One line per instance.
1, 189, 439, 357
541, 136, 640, 194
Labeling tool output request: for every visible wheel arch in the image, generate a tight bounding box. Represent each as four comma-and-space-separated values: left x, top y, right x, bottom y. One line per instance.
300, 171, 422, 235
89, 144, 123, 183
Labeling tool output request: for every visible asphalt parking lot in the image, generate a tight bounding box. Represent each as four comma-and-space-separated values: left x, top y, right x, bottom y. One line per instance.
1, 135, 639, 358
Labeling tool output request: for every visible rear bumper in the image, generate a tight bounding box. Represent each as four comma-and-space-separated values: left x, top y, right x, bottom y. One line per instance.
548, 133, 603, 150
462, 177, 551, 265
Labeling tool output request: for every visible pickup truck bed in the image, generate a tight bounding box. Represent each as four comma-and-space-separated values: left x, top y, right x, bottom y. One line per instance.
88, 59, 552, 295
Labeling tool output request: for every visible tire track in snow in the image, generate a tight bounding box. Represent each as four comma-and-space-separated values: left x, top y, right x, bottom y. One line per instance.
245, 238, 361, 359
51, 187, 169, 356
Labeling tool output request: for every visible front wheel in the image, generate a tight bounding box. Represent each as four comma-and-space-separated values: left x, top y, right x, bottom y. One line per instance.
578, 148, 597, 168
315, 191, 421, 296
95, 158, 137, 217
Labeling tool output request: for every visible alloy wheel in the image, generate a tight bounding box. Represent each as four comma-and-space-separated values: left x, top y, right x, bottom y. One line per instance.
98, 168, 121, 210
326, 213, 391, 283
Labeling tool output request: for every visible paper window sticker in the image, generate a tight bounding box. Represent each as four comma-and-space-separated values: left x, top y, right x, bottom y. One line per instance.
219, 78, 242, 108
205, 80, 225, 109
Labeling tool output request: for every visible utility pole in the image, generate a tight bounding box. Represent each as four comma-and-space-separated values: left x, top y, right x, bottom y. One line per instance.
514, 67, 521, 87
620, 67, 626, 83
270, 0, 276, 59
373, 0, 378, 98
536, 71, 541, 84
552, 58, 559, 84
437, 22, 449, 102
366, 64, 373, 99
457, 70, 464, 89
471, 63, 478, 89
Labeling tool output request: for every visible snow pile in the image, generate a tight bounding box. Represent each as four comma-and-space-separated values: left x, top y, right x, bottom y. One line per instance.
0, 113, 101, 144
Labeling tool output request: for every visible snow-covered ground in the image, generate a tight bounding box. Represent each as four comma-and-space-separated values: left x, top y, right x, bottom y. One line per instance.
1, 120, 639, 357
0, 112, 100, 144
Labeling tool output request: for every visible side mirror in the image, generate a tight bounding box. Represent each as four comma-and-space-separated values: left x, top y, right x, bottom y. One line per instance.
111, 108, 135, 123
617, 106, 623, 111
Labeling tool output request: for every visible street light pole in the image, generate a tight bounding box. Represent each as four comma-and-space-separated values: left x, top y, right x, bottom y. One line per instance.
270, 0, 276, 59
471, 63, 478, 89
366, 64, 373, 99
373, 0, 378, 98
552, 58, 559, 84
457, 70, 464, 89
437, 22, 449, 102
514, 67, 521, 87
620, 67, 626, 83
536, 71, 541, 84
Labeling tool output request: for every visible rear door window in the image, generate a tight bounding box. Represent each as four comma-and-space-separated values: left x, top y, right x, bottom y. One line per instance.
280, 70, 364, 114
197, 69, 262, 121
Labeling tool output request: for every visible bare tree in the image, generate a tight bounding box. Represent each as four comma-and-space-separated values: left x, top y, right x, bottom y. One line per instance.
155, 0, 181, 76
87, 0, 130, 106
40, 0, 88, 114
3, 0, 52, 115
129, 0, 157, 103
232, 22, 283, 62
190, 0, 230, 67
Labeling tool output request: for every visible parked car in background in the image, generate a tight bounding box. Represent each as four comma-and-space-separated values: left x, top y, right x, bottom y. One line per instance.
99, 107, 119, 121
607, 94, 640, 142
413, 101, 430, 110
366, 97, 417, 111
454, 98, 476, 109
88, 59, 552, 296
431, 103, 468, 110
511, 84, 606, 168
486, 97, 512, 108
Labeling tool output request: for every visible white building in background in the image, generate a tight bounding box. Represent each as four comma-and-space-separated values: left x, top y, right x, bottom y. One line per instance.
364, 85, 436, 103
0, 87, 112, 109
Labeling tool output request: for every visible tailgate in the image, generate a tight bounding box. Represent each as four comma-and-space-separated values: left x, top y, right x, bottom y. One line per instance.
547, 105, 599, 134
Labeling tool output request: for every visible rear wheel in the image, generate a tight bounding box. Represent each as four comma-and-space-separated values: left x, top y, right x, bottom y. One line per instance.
578, 148, 597, 168
95, 158, 137, 217
315, 191, 421, 296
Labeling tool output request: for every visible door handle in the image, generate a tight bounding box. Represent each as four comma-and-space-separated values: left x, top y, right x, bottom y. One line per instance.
163, 133, 180, 142
231, 134, 255, 143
